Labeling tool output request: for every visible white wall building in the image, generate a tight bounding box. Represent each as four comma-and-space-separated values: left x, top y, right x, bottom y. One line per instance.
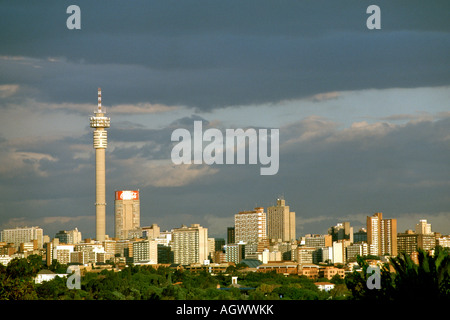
0, 255, 12, 266
133, 239, 158, 263
172, 224, 208, 265
34, 270, 67, 284
332, 242, 344, 264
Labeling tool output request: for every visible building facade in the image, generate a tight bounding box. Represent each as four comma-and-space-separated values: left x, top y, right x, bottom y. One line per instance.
296, 246, 316, 264
227, 227, 235, 244
133, 239, 158, 263
142, 224, 160, 239
381, 218, 397, 256
346, 242, 369, 262
328, 222, 353, 243
114, 190, 140, 239
305, 234, 332, 248
234, 207, 267, 244
266, 198, 296, 242
172, 224, 209, 265
367, 212, 397, 256
397, 230, 436, 255
55, 228, 82, 244
353, 228, 368, 243
225, 243, 245, 264
415, 219, 432, 235
0, 226, 44, 250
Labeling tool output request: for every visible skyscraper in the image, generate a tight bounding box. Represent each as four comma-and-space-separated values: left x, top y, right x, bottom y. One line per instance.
227, 227, 235, 244
267, 198, 296, 242
90, 88, 110, 241
172, 224, 209, 265
114, 190, 140, 239
367, 212, 397, 256
381, 218, 397, 256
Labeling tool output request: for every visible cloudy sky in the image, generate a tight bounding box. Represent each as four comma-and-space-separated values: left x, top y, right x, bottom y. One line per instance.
0, 1, 449, 240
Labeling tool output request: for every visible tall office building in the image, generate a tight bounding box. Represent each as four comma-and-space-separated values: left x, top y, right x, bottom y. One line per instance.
367, 212, 397, 256
115, 190, 140, 239
367, 213, 381, 256
267, 198, 296, 242
381, 218, 397, 256
227, 227, 235, 244
90, 88, 110, 241
0, 226, 43, 250
172, 224, 208, 265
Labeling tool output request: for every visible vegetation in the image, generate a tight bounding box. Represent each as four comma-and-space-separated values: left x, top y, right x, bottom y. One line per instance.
1, 246, 448, 300
345, 246, 450, 301
0, 256, 336, 300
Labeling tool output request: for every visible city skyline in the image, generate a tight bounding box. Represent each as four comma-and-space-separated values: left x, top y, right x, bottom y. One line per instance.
0, 1, 449, 240
0, 205, 441, 245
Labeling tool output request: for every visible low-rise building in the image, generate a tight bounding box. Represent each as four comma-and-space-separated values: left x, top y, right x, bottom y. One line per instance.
315, 282, 335, 292
320, 266, 346, 279
0, 254, 12, 266
298, 264, 320, 279
34, 269, 67, 284
256, 261, 299, 275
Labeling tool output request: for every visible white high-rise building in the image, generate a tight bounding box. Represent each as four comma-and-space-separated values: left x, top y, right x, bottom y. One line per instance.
0, 226, 44, 250
172, 224, 208, 265
332, 242, 344, 264
133, 239, 158, 263
367, 212, 397, 257
234, 207, 267, 244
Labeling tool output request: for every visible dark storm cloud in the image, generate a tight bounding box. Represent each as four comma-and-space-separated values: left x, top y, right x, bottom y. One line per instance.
0, 112, 449, 237
1, 1, 449, 238
0, 1, 449, 110
127, 114, 450, 236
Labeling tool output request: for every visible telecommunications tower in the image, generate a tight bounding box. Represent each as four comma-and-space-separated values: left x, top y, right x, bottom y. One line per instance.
90, 88, 110, 241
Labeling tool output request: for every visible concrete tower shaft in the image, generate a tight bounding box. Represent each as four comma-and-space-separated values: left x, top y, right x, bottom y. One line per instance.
90, 88, 110, 241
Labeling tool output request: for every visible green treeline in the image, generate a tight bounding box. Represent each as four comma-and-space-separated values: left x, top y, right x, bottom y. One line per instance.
0, 259, 342, 300
0, 246, 448, 300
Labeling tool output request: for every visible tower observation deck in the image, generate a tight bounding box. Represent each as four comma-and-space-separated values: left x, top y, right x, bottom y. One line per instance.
90, 88, 110, 241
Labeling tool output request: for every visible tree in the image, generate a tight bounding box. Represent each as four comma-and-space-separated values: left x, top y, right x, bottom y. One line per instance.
329, 284, 350, 300
345, 246, 450, 301
330, 273, 344, 285
48, 259, 68, 274
389, 246, 449, 300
